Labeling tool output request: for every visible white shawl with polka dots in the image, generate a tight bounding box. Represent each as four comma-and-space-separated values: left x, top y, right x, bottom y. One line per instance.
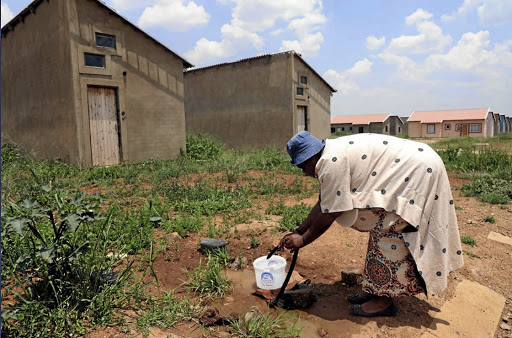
317, 133, 464, 296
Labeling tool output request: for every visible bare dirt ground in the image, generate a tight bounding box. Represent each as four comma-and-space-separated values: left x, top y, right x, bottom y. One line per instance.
89, 171, 512, 338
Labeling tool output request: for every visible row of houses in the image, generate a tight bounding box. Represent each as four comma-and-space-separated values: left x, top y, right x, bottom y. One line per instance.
1, 0, 336, 168
331, 108, 512, 138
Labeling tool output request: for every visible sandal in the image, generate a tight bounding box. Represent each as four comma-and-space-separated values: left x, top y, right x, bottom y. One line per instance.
348, 303, 397, 317
347, 291, 375, 304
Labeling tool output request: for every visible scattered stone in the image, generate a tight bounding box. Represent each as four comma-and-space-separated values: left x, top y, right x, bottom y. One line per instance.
200, 238, 227, 255
229, 256, 248, 270
341, 267, 363, 286
500, 323, 511, 331
199, 307, 223, 326
467, 219, 474, 224
224, 296, 235, 303
318, 328, 328, 337
169, 232, 181, 242
502, 316, 509, 323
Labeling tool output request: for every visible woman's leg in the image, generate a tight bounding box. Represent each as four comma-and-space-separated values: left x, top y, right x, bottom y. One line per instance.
350, 208, 424, 316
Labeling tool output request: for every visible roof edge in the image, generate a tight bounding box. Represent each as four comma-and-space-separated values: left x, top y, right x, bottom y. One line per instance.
1, 0, 193, 68
185, 50, 336, 92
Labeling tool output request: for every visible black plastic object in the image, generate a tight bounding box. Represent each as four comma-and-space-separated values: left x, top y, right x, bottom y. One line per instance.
200, 238, 227, 255
267, 247, 300, 308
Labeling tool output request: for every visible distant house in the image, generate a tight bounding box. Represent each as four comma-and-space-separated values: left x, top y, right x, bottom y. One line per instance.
1, 0, 192, 167
506, 116, 512, 133
184, 51, 336, 149
407, 108, 494, 138
493, 113, 501, 135
330, 114, 405, 135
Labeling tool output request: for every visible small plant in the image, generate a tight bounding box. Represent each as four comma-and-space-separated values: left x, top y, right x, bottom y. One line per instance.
460, 235, 477, 247
184, 253, 232, 297
250, 232, 261, 248
464, 250, 481, 259
483, 215, 495, 223
455, 206, 464, 210
229, 310, 284, 337
136, 291, 199, 334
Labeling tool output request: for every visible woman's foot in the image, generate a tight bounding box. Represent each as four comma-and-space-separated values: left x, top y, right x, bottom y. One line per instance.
348, 296, 396, 317
347, 291, 376, 304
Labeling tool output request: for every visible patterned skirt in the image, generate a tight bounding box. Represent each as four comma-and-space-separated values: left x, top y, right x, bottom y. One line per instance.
351, 208, 426, 297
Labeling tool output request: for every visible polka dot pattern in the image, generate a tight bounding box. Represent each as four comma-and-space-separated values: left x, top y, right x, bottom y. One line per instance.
395, 158, 400, 163
362, 154, 367, 160
371, 171, 377, 176
336, 191, 341, 196
332, 157, 337, 162
381, 189, 386, 195
349, 141, 354, 144
427, 168, 432, 173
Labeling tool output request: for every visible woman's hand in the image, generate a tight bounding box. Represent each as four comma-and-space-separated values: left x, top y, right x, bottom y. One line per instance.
279, 233, 304, 252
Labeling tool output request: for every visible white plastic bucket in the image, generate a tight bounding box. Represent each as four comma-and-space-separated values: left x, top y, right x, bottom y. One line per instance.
253, 255, 287, 289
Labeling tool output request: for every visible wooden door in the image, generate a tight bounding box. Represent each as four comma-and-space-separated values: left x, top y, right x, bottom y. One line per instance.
297, 106, 306, 132
461, 124, 469, 136
87, 87, 120, 166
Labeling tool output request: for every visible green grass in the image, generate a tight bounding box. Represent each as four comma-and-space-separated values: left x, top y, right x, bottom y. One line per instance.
229, 311, 302, 338
433, 136, 512, 204
483, 215, 496, 223
183, 253, 232, 297
460, 235, 477, 247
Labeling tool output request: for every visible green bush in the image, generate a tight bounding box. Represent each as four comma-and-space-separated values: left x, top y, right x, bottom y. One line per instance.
461, 176, 512, 204
185, 133, 224, 160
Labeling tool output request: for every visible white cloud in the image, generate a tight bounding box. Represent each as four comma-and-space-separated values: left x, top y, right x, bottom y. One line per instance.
440, 14, 455, 22
1, 3, 15, 27
366, 36, 386, 50
221, 24, 264, 49
323, 58, 373, 94
138, 0, 210, 31
186, 0, 326, 64
405, 8, 433, 25
477, 0, 512, 25
457, 0, 483, 16
280, 32, 324, 55
426, 31, 512, 75
109, 0, 156, 11
184, 38, 234, 64
387, 16, 452, 54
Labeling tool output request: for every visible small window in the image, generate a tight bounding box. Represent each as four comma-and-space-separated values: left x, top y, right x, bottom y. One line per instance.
331, 127, 335, 133
469, 123, 482, 133
341, 127, 345, 131
84, 53, 106, 68
95, 32, 116, 49
350, 127, 353, 131
385, 126, 388, 132
445, 124, 451, 130
455, 124, 461, 131
427, 124, 435, 134
358, 127, 364, 133
300, 76, 307, 84
296, 87, 304, 96
398, 127, 401, 133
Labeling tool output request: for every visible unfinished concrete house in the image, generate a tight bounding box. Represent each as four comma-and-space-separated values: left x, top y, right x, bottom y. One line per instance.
184, 51, 336, 149
330, 114, 405, 135
1, 0, 192, 167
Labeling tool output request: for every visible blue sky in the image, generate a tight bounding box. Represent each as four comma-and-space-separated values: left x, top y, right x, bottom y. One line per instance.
2, 0, 511, 117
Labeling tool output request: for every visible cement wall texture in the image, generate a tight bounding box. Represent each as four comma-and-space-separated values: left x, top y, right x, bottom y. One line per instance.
184, 52, 334, 149
1, 0, 78, 162
1, 0, 188, 167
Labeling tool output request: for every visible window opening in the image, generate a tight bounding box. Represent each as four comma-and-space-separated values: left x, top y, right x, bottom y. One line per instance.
95, 32, 116, 49
84, 53, 106, 68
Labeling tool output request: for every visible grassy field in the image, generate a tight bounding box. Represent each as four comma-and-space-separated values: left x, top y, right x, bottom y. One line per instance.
1, 133, 511, 336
